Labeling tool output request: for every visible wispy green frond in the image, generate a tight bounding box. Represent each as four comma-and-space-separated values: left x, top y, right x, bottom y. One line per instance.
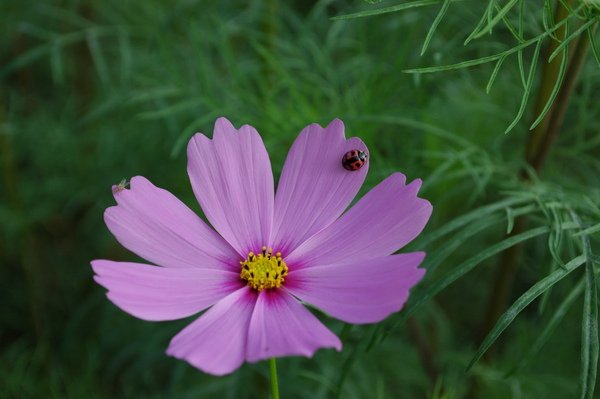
467, 255, 587, 371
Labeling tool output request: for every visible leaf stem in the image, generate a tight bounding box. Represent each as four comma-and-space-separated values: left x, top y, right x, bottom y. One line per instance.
269, 358, 280, 399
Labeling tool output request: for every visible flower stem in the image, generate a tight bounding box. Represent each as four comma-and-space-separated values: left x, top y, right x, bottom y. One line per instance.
269, 358, 280, 399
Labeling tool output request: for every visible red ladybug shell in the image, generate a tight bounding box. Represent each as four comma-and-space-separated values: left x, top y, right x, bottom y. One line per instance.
342, 149, 368, 171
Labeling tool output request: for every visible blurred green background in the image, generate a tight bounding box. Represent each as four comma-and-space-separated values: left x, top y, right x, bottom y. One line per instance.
1, 0, 599, 398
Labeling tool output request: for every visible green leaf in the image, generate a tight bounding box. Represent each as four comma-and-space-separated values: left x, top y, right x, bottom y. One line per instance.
170, 112, 223, 158
529, 29, 570, 130
87, 29, 110, 84
421, 0, 452, 55
376, 226, 552, 345
486, 55, 506, 93
419, 197, 532, 248
473, 0, 521, 40
548, 205, 565, 268
548, 18, 597, 62
467, 255, 586, 371
581, 258, 599, 399
504, 39, 543, 134
574, 223, 600, 237
506, 206, 515, 234
332, 0, 442, 20
464, 4, 492, 46
506, 279, 585, 376
425, 204, 536, 275
588, 25, 600, 68
516, 0, 526, 88
575, 210, 599, 399
404, 4, 582, 74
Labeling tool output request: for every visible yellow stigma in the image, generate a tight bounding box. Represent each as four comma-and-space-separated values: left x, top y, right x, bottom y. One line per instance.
240, 246, 288, 291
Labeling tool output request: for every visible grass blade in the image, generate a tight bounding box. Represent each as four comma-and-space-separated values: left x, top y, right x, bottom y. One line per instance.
588, 24, 600, 68
504, 38, 543, 134
574, 223, 600, 237
405, 3, 583, 74
529, 28, 570, 130
473, 0, 521, 40
574, 210, 599, 399
421, 0, 452, 55
467, 254, 586, 371
548, 18, 596, 62
332, 0, 441, 20
581, 257, 599, 399
419, 197, 531, 248
486, 55, 506, 93
377, 226, 552, 345
506, 279, 585, 376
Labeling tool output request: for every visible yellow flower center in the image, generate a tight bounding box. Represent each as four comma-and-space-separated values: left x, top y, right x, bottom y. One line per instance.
240, 246, 288, 291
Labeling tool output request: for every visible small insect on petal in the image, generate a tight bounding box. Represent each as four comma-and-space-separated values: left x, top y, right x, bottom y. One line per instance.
112, 179, 130, 194
342, 149, 368, 171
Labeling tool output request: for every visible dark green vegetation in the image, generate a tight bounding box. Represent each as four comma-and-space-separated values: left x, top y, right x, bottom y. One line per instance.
1, 0, 599, 398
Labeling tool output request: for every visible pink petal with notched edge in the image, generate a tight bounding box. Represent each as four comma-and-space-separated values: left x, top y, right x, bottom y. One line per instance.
246, 290, 341, 362
166, 288, 257, 376
105, 176, 238, 271
286, 253, 425, 324
187, 118, 274, 257
270, 119, 369, 255
286, 173, 432, 268
91, 260, 242, 321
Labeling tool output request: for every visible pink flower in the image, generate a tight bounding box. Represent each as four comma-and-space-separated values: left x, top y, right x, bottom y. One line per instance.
91, 118, 432, 376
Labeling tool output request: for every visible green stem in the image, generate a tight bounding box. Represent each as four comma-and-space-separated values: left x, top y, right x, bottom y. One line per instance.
269, 358, 280, 399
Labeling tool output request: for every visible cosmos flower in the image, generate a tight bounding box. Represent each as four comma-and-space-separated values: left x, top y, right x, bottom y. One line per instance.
91, 117, 432, 376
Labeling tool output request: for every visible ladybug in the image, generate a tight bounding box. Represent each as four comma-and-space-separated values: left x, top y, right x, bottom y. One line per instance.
342, 149, 368, 171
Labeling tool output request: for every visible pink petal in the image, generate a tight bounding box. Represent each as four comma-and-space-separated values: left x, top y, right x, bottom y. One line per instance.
286, 173, 432, 268
271, 119, 368, 255
91, 260, 241, 321
286, 253, 426, 324
105, 176, 238, 270
166, 288, 256, 376
246, 290, 341, 362
187, 118, 274, 257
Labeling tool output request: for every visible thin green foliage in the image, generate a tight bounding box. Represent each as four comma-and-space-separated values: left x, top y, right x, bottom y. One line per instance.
420, 0, 452, 55
587, 24, 600, 67
376, 225, 554, 346
573, 211, 599, 399
504, 38, 542, 133
467, 255, 586, 371
403, 7, 579, 74
516, 1, 526, 88
472, 0, 521, 40
486, 55, 506, 93
528, 35, 569, 130
332, 0, 445, 20
548, 18, 597, 62
506, 279, 585, 376
574, 223, 600, 237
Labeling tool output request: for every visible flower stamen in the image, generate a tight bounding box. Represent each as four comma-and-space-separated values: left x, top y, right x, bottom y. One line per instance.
240, 246, 288, 291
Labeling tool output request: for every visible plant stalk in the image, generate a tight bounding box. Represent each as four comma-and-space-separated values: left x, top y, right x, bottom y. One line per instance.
269, 358, 280, 399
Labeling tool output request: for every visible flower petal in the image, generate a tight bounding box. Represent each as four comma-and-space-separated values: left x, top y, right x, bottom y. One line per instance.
271, 119, 369, 254
286, 173, 432, 268
187, 118, 274, 256
166, 288, 257, 376
246, 290, 341, 362
91, 260, 241, 321
286, 253, 426, 324
105, 176, 238, 270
